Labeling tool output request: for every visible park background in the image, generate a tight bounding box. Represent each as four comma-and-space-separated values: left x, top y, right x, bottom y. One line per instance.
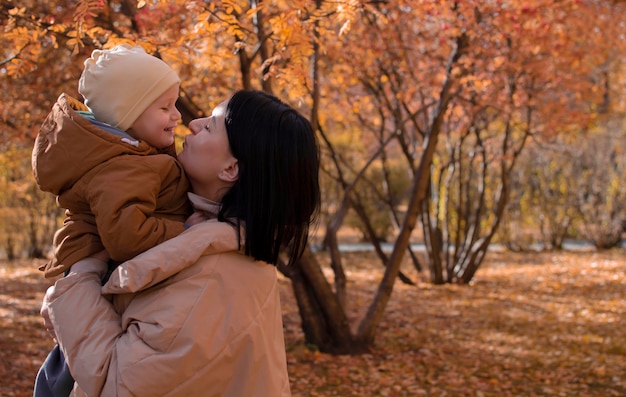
1, 0, 625, 396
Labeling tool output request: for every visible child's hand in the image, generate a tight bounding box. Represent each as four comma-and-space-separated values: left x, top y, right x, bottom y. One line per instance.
185, 211, 209, 228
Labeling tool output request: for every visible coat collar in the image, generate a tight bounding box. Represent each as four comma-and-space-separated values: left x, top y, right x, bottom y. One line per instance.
187, 192, 220, 219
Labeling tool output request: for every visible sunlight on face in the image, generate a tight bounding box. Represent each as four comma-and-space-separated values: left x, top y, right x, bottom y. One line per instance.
178, 100, 237, 200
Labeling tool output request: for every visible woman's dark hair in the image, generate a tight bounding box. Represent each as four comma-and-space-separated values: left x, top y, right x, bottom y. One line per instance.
218, 90, 320, 266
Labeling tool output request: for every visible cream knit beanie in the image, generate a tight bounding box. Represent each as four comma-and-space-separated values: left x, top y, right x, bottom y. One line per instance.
78, 44, 180, 131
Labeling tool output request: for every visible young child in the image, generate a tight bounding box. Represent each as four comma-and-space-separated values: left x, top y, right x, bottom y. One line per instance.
32, 44, 192, 278
33, 44, 194, 396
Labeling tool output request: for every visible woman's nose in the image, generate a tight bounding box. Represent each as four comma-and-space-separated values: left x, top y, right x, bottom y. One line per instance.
188, 118, 204, 134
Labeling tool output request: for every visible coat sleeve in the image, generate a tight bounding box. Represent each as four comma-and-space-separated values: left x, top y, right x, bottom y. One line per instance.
47, 258, 123, 397
103, 220, 240, 293
85, 157, 188, 262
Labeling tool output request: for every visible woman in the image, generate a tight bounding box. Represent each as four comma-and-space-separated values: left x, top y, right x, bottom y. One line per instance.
41, 90, 320, 396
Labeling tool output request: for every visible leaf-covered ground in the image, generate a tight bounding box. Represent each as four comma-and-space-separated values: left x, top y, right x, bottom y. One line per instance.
1, 250, 624, 397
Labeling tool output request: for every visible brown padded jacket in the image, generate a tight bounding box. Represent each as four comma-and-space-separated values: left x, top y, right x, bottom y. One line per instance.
32, 93, 191, 277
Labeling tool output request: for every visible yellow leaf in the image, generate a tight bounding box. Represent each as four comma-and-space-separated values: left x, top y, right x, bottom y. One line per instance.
8, 7, 26, 16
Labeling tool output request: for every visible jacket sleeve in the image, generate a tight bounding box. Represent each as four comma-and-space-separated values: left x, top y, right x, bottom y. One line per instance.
85, 157, 187, 262
103, 220, 240, 293
47, 258, 123, 397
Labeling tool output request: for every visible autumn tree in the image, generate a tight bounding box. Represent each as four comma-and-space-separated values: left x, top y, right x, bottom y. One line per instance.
508, 137, 580, 251
2, 0, 625, 354
0, 144, 59, 258
571, 26, 626, 249
503, 3, 626, 251
276, 0, 625, 352
573, 127, 626, 248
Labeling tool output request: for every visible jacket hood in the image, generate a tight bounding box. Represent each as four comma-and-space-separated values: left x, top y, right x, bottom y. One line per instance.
32, 93, 170, 195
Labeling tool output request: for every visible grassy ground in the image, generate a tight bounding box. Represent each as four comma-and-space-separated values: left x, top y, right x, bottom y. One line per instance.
1, 249, 624, 396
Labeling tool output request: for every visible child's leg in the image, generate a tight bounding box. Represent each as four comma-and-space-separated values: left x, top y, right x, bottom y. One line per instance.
33, 344, 74, 397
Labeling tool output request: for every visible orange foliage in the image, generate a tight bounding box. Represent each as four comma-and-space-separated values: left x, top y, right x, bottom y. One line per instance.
2, 0, 624, 145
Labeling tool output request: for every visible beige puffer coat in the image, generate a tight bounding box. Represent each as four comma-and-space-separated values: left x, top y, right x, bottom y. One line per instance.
47, 210, 292, 396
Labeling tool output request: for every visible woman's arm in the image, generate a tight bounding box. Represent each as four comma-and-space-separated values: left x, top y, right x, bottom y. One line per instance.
46, 258, 122, 397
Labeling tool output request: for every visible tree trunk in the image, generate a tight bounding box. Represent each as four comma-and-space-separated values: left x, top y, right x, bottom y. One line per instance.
356, 34, 469, 345
279, 248, 366, 354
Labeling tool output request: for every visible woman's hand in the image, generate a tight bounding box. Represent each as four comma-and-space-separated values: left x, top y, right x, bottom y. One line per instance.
40, 285, 57, 343
185, 211, 209, 228
89, 249, 110, 264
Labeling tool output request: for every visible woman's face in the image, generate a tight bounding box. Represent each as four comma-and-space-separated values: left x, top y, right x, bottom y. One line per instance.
178, 100, 238, 200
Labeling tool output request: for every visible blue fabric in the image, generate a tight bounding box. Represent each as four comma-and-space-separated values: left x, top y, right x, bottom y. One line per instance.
33, 344, 74, 397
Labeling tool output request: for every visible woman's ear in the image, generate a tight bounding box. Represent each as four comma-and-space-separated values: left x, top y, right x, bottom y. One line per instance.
219, 159, 239, 183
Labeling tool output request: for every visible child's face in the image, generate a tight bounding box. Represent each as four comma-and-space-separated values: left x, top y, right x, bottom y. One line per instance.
128, 83, 181, 149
